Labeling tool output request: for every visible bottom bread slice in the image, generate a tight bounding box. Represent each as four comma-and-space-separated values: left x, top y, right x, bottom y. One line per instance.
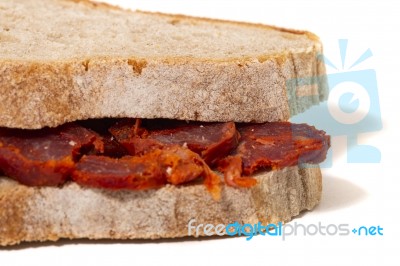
0, 166, 322, 246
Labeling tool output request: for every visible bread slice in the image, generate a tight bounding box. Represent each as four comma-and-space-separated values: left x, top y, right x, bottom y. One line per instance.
0, 0, 327, 129
0, 166, 321, 246
0, 0, 326, 246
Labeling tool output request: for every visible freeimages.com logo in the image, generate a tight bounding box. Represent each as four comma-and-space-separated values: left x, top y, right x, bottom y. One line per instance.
287, 39, 382, 166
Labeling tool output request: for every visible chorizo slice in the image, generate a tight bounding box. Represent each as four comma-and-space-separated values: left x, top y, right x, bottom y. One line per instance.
73, 145, 221, 199
0, 124, 104, 186
218, 122, 330, 187
109, 119, 240, 165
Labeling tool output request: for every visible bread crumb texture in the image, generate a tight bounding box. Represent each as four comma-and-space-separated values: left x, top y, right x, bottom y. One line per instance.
0, 0, 327, 129
0, 166, 322, 246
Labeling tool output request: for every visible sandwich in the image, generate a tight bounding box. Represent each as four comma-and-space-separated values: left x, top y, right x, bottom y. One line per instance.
0, 0, 330, 246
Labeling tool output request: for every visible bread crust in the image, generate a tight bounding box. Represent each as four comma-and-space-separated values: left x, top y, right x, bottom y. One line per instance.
0, 166, 322, 246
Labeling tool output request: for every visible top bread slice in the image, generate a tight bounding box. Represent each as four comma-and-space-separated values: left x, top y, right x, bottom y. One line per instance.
0, 0, 327, 129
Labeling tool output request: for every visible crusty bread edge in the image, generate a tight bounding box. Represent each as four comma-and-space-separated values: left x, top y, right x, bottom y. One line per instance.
0, 48, 327, 129
0, 165, 322, 246
70, 0, 322, 44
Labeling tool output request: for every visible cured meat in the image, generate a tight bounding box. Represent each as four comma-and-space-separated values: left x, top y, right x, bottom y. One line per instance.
99, 134, 128, 158
216, 155, 257, 188
0, 118, 330, 198
59, 124, 104, 157
108, 119, 151, 155
76, 119, 129, 158
239, 122, 330, 172
0, 124, 103, 186
218, 122, 330, 186
73, 145, 221, 199
72, 155, 165, 190
109, 119, 240, 165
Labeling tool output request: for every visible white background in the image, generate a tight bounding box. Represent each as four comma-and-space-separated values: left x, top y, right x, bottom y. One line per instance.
1, 0, 399, 265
